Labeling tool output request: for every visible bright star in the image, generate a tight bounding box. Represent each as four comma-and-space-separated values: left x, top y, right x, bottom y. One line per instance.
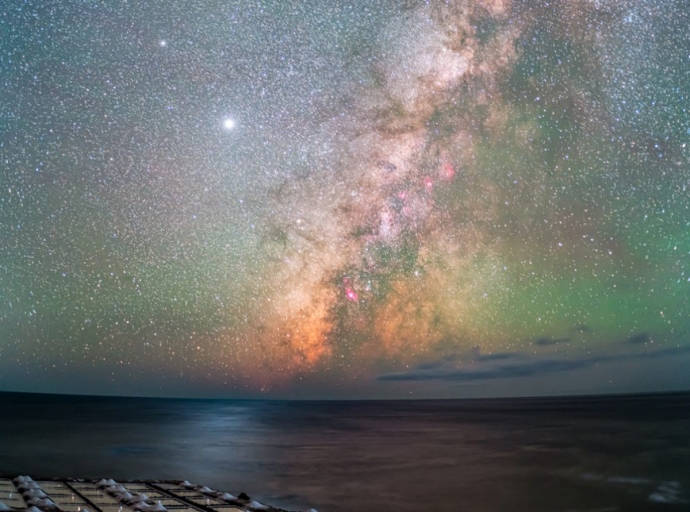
159, 40, 167, 47
223, 118, 236, 130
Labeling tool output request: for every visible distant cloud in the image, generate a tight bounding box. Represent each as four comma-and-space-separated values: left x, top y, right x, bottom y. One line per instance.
471, 347, 517, 362
534, 337, 571, 346
377, 346, 690, 383
624, 332, 650, 345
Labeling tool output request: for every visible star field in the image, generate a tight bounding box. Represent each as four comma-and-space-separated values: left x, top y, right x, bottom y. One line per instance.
1, 0, 689, 398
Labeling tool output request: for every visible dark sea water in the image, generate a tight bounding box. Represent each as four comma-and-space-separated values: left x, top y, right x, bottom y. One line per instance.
0, 392, 689, 512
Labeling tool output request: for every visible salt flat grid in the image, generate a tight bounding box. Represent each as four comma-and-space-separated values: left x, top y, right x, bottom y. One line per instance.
0, 478, 274, 512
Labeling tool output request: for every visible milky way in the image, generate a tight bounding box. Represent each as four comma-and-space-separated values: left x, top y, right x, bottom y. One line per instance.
1, 0, 689, 398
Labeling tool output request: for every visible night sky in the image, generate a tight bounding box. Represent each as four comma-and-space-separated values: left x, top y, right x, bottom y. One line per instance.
1, 0, 689, 399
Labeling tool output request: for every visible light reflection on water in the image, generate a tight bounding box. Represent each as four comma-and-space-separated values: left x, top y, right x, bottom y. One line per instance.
0, 393, 689, 512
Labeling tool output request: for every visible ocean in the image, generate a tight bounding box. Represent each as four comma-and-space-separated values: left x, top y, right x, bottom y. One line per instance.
0, 392, 689, 512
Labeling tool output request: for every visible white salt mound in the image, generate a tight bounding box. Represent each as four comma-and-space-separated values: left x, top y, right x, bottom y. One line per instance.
28, 497, 56, 507
136, 502, 166, 512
